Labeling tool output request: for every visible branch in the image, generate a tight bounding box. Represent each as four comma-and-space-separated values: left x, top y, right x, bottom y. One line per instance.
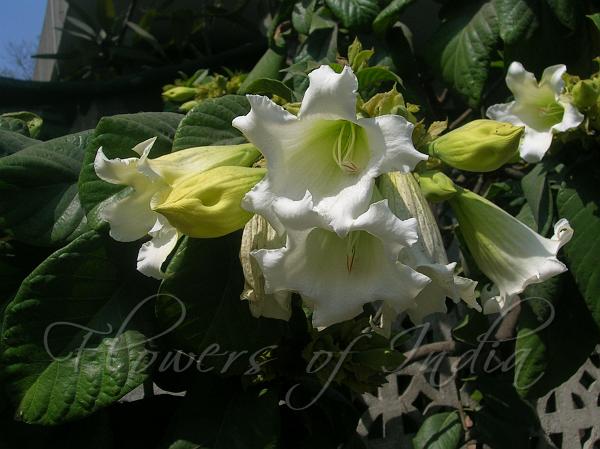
403, 340, 456, 363
495, 298, 522, 341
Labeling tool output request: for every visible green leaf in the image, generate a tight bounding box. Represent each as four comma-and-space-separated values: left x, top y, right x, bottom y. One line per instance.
545, 0, 579, 30
0, 117, 30, 137
556, 169, 600, 330
494, 0, 539, 45
78, 112, 182, 226
238, 47, 287, 95
157, 235, 286, 375
413, 411, 462, 449
172, 95, 249, 151
470, 376, 540, 448
521, 163, 554, 235
588, 13, 600, 31
242, 78, 295, 102
324, 0, 380, 29
0, 131, 91, 246
355, 66, 403, 97
293, 0, 317, 34
515, 274, 599, 399
427, 1, 500, 107
0, 231, 156, 425
373, 0, 415, 35
291, 28, 338, 95
0, 130, 39, 157
162, 379, 280, 449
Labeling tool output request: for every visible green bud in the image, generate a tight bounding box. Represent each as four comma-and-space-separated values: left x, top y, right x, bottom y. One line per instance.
154, 166, 266, 238
417, 171, 458, 203
429, 119, 524, 172
161, 86, 198, 102
572, 79, 599, 110
178, 100, 200, 112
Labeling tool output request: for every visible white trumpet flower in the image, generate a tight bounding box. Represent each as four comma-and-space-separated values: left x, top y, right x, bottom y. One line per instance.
251, 192, 431, 328
486, 62, 584, 162
232, 65, 427, 235
449, 187, 573, 312
94, 138, 260, 278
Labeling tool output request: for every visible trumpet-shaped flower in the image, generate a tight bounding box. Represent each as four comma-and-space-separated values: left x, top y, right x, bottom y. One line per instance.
232, 65, 427, 235
449, 187, 573, 311
486, 62, 584, 162
94, 138, 260, 278
251, 193, 431, 327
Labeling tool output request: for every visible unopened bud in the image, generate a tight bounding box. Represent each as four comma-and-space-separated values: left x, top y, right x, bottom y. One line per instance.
572, 79, 599, 110
154, 166, 266, 238
429, 120, 523, 172
417, 170, 458, 203
162, 86, 198, 102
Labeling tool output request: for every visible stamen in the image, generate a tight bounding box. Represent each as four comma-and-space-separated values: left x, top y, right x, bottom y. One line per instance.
333, 122, 360, 174
345, 232, 361, 273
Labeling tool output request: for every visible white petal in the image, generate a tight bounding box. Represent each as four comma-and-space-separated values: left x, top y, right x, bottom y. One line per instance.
551, 218, 573, 247
406, 262, 480, 323
94, 147, 141, 185
232, 95, 298, 166
519, 127, 554, 162
137, 218, 180, 279
316, 176, 376, 234
552, 100, 584, 133
352, 200, 419, 254
100, 187, 160, 242
131, 136, 158, 157
540, 64, 567, 95
506, 61, 544, 103
485, 101, 525, 126
360, 115, 428, 174
298, 65, 358, 121
242, 179, 284, 234
454, 275, 480, 311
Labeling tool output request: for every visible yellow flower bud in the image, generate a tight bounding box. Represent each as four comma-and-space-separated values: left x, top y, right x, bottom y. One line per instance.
153, 166, 266, 238
428, 120, 524, 172
161, 86, 198, 102
416, 170, 458, 203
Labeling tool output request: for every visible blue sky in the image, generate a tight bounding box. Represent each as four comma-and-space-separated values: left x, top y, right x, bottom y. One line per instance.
0, 0, 46, 45
0, 1, 47, 78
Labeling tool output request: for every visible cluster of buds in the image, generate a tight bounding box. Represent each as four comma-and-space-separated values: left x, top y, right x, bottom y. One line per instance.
162, 69, 245, 112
